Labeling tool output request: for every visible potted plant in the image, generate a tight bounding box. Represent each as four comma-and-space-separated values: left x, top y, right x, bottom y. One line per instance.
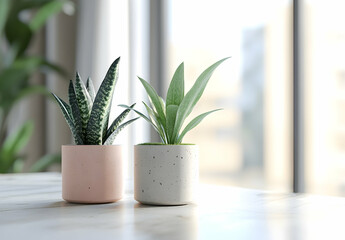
52, 57, 138, 203
122, 57, 229, 205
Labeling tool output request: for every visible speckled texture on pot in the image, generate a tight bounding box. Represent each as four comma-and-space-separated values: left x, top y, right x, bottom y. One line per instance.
134, 145, 199, 205
62, 145, 123, 204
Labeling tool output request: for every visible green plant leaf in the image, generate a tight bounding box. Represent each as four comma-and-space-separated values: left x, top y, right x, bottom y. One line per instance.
0, 57, 42, 93
5, 12, 32, 57
177, 109, 222, 143
12, 159, 25, 173
75, 72, 92, 139
0, 85, 50, 114
166, 62, 184, 107
143, 101, 167, 143
29, 0, 65, 32
68, 80, 83, 140
39, 59, 67, 77
13, 0, 55, 11
2, 121, 33, 156
159, 97, 166, 112
0, 121, 33, 173
166, 104, 178, 143
118, 104, 161, 136
51, 93, 83, 145
159, 97, 166, 118
0, 43, 18, 68
2, 56, 66, 78
0, 57, 64, 110
86, 77, 96, 102
0, 0, 10, 37
0, 69, 28, 111
104, 103, 136, 143
103, 117, 139, 145
142, 102, 159, 128
1, 85, 49, 112
146, 97, 166, 138
138, 77, 166, 130
0, 152, 15, 173
30, 153, 61, 172
172, 58, 229, 141
86, 57, 120, 145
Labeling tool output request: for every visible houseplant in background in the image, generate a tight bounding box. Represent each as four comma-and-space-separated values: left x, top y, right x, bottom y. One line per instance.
0, 0, 70, 173
122, 57, 229, 205
52, 57, 138, 203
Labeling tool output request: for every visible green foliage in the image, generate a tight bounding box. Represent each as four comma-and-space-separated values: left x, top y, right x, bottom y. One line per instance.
0, 121, 33, 173
51, 92, 84, 145
124, 58, 229, 144
0, 0, 68, 173
29, 153, 61, 172
86, 58, 120, 145
52, 57, 138, 145
86, 77, 96, 102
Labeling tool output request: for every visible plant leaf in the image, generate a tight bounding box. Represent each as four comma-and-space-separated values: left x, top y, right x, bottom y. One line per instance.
86, 77, 96, 102
0, 121, 33, 173
104, 117, 139, 145
39, 59, 67, 77
146, 97, 165, 132
118, 104, 161, 136
29, 0, 65, 32
177, 109, 222, 143
142, 102, 159, 128
75, 72, 92, 139
166, 104, 178, 143
2, 121, 33, 155
68, 80, 83, 140
5, 13, 32, 57
12, 0, 54, 10
51, 93, 83, 145
166, 62, 184, 107
103, 103, 136, 143
0, 0, 10, 38
2, 85, 50, 112
138, 77, 166, 130
143, 101, 167, 143
30, 153, 61, 172
12, 159, 25, 173
0, 56, 57, 110
159, 97, 166, 115
86, 57, 120, 145
172, 57, 229, 141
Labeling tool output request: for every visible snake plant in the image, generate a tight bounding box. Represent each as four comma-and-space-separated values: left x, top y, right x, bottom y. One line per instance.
52, 57, 138, 145
121, 57, 229, 144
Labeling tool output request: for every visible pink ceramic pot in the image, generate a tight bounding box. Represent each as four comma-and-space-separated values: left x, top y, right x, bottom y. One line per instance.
62, 145, 123, 204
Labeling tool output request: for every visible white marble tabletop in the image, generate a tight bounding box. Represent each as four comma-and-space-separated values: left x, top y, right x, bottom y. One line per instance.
1, 173, 345, 240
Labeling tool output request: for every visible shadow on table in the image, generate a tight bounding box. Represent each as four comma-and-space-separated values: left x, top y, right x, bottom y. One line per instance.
133, 202, 186, 208
43, 200, 124, 208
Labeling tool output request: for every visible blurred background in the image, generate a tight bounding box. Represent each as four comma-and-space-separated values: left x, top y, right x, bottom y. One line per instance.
1, 0, 345, 197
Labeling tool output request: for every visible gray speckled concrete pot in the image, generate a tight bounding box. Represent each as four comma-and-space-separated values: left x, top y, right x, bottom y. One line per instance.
62, 145, 123, 204
134, 144, 199, 205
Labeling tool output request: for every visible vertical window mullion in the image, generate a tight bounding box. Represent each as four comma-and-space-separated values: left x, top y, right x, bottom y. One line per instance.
293, 0, 305, 193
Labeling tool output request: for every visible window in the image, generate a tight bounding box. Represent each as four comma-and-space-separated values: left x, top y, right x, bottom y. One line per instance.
100, 0, 345, 196
164, 0, 292, 191
304, 0, 345, 196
